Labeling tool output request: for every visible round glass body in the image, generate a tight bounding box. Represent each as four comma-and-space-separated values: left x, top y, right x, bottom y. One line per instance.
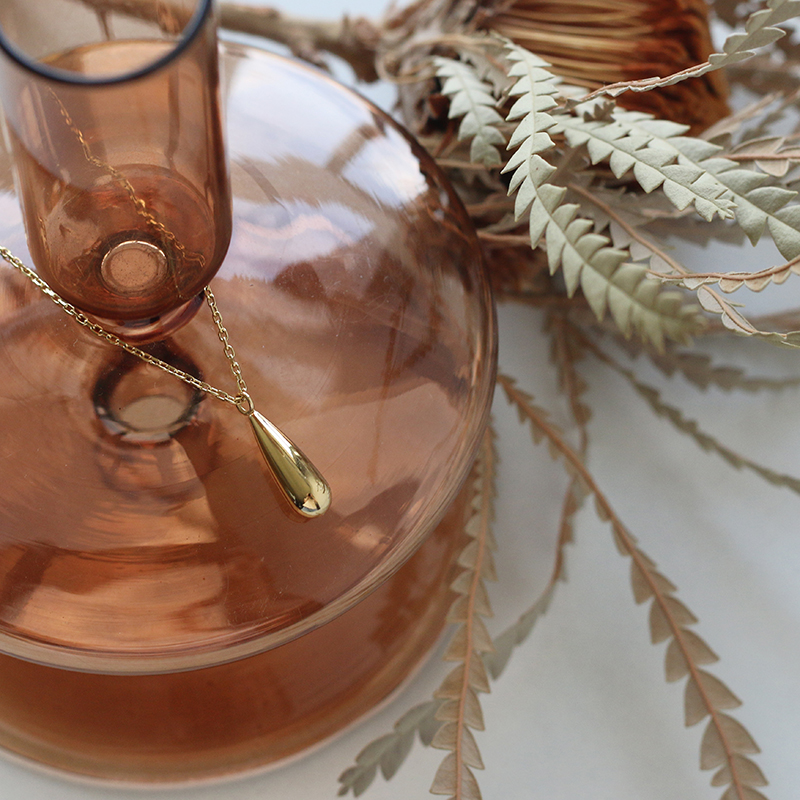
0, 479, 474, 781
0, 43, 496, 674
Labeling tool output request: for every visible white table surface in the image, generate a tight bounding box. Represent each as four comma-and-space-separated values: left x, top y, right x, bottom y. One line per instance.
3, 2, 799, 799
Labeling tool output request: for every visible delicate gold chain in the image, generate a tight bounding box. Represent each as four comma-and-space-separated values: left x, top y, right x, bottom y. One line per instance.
4, 94, 251, 414
0, 245, 253, 414
1, 241, 332, 517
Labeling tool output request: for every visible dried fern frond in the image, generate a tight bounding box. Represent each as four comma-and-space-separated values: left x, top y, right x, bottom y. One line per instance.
433, 56, 507, 167
430, 426, 498, 800
556, 110, 737, 221
558, 105, 800, 284
487, 315, 589, 678
338, 701, 443, 797
497, 374, 770, 800
665, 255, 800, 294
582, 336, 800, 494
694, 286, 800, 344
494, 45, 702, 348
619, 342, 800, 393
338, 428, 498, 800
728, 135, 800, 178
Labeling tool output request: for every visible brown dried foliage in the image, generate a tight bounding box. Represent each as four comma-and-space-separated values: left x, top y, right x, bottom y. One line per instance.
483, 0, 730, 131
498, 374, 770, 800
430, 426, 498, 800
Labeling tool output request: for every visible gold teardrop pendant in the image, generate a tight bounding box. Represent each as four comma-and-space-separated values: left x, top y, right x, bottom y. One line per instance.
247, 409, 331, 518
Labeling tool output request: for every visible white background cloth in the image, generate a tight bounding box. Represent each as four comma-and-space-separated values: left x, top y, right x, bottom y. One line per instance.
3, 2, 799, 799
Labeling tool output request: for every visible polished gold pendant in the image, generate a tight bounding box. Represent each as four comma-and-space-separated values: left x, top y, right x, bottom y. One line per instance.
248, 409, 331, 518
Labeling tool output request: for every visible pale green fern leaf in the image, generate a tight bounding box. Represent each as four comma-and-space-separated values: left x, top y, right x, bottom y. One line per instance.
433, 57, 506, 168
700, 158, 800, 261
707, 0, 800, 68
338, 700, 442, 796
607, 264, 702, 350
500, 45, 560, 204
612, 110, 800, 261
556, 110, 736, 221
500, 51, 698, 347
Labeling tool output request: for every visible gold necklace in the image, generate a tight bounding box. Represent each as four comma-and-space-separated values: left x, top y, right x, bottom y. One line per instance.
0, 245, 331, 518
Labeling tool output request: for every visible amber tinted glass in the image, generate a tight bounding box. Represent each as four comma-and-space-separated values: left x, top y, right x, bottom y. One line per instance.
0, 480, 472, 782
0, 0, 231, 330
0, 46, 496, 674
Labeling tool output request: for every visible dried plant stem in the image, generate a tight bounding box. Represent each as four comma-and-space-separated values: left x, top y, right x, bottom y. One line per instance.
430, 426, 497, 799
580, 62, 712, 101
456, 436, 493, 799
75, 0, 382, 81
476, 231, 530, 246
435, 158, 496, 170
567, 183, 686, 278
566, 183, 777, 337
669, 254, 800, 292
731, 151, 800, 162
549, 313, 591, 449
219, 3, 381, 82
497, 374, 767, 800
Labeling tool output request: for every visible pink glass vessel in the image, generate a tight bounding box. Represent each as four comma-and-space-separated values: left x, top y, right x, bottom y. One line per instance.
0, 34, 497, 782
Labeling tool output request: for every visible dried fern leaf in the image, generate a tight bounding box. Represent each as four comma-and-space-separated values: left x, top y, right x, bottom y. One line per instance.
433, 57, 506, 168
708, 0, 800, 68
500, 44, 561, 211
637, 345, 800, 393
497, 374, 770, 800
690, 160, 800, 263
337, 428, 499, 798
607, 265, 703, 351
430, 426, 497, 800
487, 320, 588, 679
499, 47, 699, 348
337, 700, 442, 796
564, 185, 707, 346
556, 111, 736, 221
729, 135, 800, 178
701, 712, 761, 768
646, 120, 800, 260
689, 284, 800, 345
566, 105, 800, 260
702, 92, 783, 144
569, 181, 793, 347
430, 752, 482, 800
548, 312, 593, 442
712, 756, 769, 788
484, 585, 553, 680
572, 183, 678, 261
484, 475, 579, 679
592, 344, 800, 494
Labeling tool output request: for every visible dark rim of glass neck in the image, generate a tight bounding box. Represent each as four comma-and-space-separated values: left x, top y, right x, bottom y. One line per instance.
0, 0, 212, 87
